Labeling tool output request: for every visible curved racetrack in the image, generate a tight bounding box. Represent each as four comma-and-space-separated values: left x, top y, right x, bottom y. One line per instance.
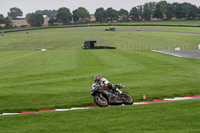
153, 50, 200, 59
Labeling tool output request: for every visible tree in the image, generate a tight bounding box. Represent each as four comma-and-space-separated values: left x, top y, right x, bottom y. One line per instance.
148, 2, 157, 16
118, 9, 129, 22
137, 5, 143, 17
143, 3, 151, 21
48, 18, 57, 26
105, 7, 118, 22
94, 8, 105, 23
76, 7, 90, 22
137, 5, 143, 20
35, 10, 57, 18
4, 17, 13, 29
0, 15, 13, 29
159, 0, 168, 15
72, 7, 90, 23
153, 3, 163, 19
8, 7, 23, 20
0, 14, 5, 24
166, 4, 174, 20
57, 7, 71, 25
174, 3, 185, 19
173, 3, 193, 19
72, 9, 79, 22
130, 7, 139, 21
182, 2, 192, 18
25, 13, 32, 19
27, 13, 44, 27
188, 5, 198, 20
198, 6, 200, 14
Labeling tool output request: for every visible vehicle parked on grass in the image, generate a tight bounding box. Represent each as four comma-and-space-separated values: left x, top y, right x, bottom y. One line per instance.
82, 40, 116, 49
91, 84, 134, 107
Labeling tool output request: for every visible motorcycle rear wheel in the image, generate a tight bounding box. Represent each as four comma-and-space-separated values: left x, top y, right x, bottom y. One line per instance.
94, 94, 108, 107
123, 92, 134, 105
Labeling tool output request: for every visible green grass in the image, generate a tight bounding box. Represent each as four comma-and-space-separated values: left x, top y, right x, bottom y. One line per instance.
1, 26, 200, 50
0, 49, 200, 113
112, 20, 200, 26
118, 26, 200, 32
0, 100, 199, 133
0, 25, 200, 132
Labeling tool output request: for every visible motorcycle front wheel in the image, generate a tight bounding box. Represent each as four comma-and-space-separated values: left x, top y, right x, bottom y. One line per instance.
123, 92, 134, 105
94, 93, 108, 107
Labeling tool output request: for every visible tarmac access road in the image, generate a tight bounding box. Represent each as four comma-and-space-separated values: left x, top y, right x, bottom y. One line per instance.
153, 50, 200, 59
120, 29, 200, 35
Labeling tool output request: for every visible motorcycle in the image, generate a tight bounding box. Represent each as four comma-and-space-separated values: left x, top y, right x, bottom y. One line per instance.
90, 84, 134, 107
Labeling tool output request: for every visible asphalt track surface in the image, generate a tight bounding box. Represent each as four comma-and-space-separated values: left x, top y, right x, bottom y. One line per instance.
120, 29, 200, 34
153, 50, 200, 59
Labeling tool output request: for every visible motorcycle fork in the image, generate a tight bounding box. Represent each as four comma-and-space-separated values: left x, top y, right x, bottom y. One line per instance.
98, 93, 106, 102
99, 93, 103, 98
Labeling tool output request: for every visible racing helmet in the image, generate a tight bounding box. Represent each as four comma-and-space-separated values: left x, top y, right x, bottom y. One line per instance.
94, 75, 101, 82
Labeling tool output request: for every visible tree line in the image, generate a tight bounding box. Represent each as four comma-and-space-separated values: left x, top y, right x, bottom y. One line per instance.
94, 1, 200, 22
1, 1, 200, 28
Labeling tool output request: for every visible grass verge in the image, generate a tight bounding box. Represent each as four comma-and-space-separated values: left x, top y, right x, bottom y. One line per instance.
0, 100, 199, 133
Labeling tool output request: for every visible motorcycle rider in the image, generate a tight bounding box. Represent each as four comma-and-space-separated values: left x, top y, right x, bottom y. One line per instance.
92, 75, 123, 94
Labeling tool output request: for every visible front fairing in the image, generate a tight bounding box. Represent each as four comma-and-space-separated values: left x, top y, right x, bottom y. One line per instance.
91, 85, 100, 96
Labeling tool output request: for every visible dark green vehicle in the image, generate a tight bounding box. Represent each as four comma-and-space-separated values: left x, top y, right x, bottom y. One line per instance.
105, 26, 118, 31
82, 40, 116, 49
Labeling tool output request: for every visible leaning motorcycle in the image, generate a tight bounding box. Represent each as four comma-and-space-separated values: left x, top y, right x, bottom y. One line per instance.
90, 84, 134, 107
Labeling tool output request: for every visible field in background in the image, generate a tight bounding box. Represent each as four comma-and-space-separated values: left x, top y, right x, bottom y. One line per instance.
0, 25, 200, 132
1, 26, 200, 50
2, 20, 200, 33
9, 19, 200, 28
112, 20, 200, 26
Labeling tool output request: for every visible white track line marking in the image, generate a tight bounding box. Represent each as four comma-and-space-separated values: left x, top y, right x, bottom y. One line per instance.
1, 95, 200, 116
2, 113, 21, 115
152, 50, 182, 57
133, 102, 148, 105
55, 109, 74, 111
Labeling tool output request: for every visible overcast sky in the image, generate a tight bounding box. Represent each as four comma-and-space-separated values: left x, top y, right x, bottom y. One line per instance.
1, 0, 200, 17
